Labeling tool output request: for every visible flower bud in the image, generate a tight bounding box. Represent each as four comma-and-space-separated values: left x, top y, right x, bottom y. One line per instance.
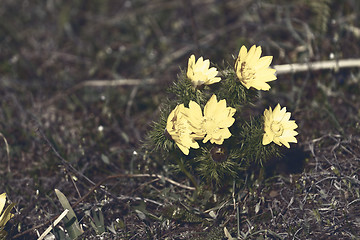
210, 145, 228, 162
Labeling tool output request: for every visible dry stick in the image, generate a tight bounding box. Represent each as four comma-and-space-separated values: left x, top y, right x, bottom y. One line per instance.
37, 209, 69, 240
273, 58, 360, 74
12, 173, 194, 239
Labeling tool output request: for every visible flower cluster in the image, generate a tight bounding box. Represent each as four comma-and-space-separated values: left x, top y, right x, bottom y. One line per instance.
148, 44, 298, 185
166, 94, 236, 155
165, 46, 297, 155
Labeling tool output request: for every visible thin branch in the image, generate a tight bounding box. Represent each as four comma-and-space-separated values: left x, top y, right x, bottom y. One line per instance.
273, 58, 360, 74
37, 209, 69, 240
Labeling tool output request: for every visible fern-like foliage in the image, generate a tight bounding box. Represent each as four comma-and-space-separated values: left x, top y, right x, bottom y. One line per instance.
144, 102, 175, 153
236, 116, 282, 166
195, 146, 248, 186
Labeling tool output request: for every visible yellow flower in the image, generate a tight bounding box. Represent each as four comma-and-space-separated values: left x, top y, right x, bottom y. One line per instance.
184, 95, 236, 145
203, 95, 236, 144
234, 45, 276, 90
187, 54, 221, 87
262, 104, 298, 148
166, 104, 199, 155
0, 193, 14, 231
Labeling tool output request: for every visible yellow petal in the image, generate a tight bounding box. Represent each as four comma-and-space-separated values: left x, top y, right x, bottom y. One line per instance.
273, 104, 285, 121
203, 135, 211, 143
262, 133, 273, 145
187, 55, 195, 78
177, 143, 190, 155
282, 129, 299, 138
246, 45, 257, 62
0, 193, 6, 214
208, 76, 221, 84
247, 46, 262, 66
218, 117, 235, 128
238, 45, 248, 58
255, 56, 273, 70
255, 70, 277, 81
187, 101, 203, 122
282, 120, 298, 130
215, 99, 227, 115
250, 80, 271, 91
202, 59, 210, 70
204, 95, 217, 117
281, 112, 292, 122
207, 67, 218, 77
273, 137, 282, 146
281, 140, 290, 148
213, 138, 224, 145
280, 135, 298, 145
219, 128, 232, 139
197, 56, 204, 66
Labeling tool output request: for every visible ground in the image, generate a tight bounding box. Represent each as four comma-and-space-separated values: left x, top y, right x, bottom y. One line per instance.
0, 0, 360, 239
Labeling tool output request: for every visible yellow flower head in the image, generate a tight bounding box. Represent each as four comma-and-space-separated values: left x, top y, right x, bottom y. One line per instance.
203, 95, 236, 144
262, 104, 298, 148
184, 95, 236, 145
234, 45, 277, 91
0, 193, 14, 230
166, 104, 199, 155
187, 54, 221, 87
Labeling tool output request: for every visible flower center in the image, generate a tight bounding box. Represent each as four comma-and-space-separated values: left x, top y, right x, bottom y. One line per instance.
240, 62, 255, 83
270, 121, 284, 137
168, 115, 189, 137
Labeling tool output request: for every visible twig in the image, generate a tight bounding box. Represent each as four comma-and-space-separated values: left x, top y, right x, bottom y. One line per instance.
37, 209, 69, 240
273, 58, 360, 74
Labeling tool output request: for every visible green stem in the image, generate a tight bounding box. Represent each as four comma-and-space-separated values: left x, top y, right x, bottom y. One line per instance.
177, 159, 198, 190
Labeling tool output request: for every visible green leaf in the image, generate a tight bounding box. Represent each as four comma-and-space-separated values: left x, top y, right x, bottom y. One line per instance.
0, 203, 15, 230
89, 209, 106, 235
101, 154, 110, 165
54, 189, 84, 239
